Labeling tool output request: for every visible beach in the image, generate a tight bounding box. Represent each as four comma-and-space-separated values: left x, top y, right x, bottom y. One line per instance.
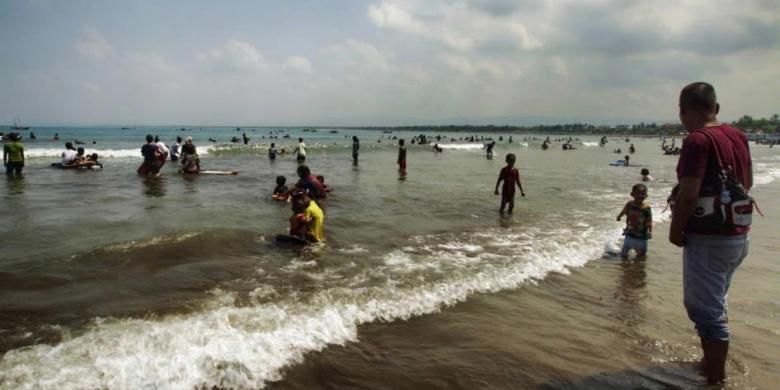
1, 127, 778, 389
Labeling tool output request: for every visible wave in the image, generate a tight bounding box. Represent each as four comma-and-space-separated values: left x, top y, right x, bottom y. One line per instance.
582, 142, 600, 147
2, 149, 776, 389
438, 143, 484, 150
754, 162, 780, 185
24, 145, 217, 160
0, 221, 621, 389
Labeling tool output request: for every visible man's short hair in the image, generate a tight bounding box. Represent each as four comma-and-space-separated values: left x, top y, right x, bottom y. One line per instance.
680, 82, 717, 112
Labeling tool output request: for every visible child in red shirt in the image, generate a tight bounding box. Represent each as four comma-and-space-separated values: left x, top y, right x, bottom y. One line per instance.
494, 153, 525, 213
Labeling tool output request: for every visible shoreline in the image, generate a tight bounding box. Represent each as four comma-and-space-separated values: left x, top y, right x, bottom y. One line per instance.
270, 182, 780, 389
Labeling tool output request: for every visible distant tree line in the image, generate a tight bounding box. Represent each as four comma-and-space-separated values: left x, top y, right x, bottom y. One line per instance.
732, 114, 780, 134
354, 114, 779, 136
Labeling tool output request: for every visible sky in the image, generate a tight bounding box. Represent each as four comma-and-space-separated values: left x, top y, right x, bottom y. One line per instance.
1, 0, 778, 127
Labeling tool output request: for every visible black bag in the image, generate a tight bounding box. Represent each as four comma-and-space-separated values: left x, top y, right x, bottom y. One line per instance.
667, 129, 753, 231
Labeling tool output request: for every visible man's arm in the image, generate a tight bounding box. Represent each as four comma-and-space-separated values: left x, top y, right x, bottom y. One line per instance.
3, 146, 7, 166
669, 176, 703, 247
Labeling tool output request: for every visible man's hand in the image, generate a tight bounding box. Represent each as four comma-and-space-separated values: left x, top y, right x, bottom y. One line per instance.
669, 229, 684, 247
494, 190, 499, 195
521, 192, 525, 197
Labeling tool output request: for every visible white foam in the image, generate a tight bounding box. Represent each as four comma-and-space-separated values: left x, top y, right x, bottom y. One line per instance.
336, 245, 369, 254
0, 222, 622, 390
582, 141, 599, 147
753, 163, 780, 185
437, 242, 483, 252
438, 143, 483, 150
24, 145, 214, 159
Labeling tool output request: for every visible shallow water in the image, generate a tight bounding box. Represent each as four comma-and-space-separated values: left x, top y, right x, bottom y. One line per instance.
1, 128, 778, 389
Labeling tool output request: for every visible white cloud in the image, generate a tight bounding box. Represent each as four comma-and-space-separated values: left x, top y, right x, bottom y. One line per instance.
367, 1, 424, 32
368, 1, 542, 51
80, 81, 100, 94
198, 39, 268, 72
73, 29, 115, 61
323, 39, 390, 71
5, 2, 778, 126
284, 56, 312, 73
438, 53, 522, 79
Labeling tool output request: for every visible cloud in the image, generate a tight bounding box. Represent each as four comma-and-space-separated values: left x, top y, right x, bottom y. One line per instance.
198, 39, 268, 72
549, 1, 780, 57
438, 53, 523, 79
368, 1, 542, 52
283, 56, 313, 73
4, 1, 779, 126
80, 81, 100, 94
323, 39, 390, 71
73, 29, 115, 61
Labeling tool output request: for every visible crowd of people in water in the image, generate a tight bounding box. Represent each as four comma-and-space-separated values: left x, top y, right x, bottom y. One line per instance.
0, 82, 765, 386
5, 129, 676, 242
0, 128, 701, 252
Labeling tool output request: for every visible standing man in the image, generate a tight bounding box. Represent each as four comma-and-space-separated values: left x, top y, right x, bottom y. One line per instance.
3, 133, 24, 178
154, 136, 170, 169
294, 137, 307, 163
138, 134, 162, 176
171, 136, 182, 162
352, 136, 359, 163
669, 82, 752, 385
397, 138, 406, 176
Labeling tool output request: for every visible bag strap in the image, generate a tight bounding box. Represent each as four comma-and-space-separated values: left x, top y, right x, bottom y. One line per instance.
699, 128, 729, 173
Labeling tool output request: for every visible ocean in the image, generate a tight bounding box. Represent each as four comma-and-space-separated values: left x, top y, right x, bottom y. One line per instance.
1, 127, 778, 389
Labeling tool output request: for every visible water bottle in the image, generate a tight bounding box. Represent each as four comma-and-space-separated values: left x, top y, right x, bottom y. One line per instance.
720, 189, 732, 204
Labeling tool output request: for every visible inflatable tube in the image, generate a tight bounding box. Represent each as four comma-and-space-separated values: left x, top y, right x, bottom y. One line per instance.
274, 234, 309, 246
609, 160, 627, 166
180, 170, 239, 175
51, 162, 102, 169
199, 170, 238, 175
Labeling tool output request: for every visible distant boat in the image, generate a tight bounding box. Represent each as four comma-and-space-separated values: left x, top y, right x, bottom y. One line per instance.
121, 127, 134, 130
382, 130, 392, 134
11, 118, 30, 130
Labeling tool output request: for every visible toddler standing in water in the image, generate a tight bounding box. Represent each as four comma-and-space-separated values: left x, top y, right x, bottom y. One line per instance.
616, 183, 652, 260
494, 153, 525, 213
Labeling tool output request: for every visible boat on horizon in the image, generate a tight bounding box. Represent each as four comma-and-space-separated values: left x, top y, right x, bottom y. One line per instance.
10, 118, 30, 130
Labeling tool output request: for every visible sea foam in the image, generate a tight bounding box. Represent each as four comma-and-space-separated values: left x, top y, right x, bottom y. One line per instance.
0, 223, 620, 390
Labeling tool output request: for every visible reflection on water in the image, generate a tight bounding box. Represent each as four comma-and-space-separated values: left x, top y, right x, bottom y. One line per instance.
618, 260, 647, 302
182, 174, 199, 193
142, 176, 167, 197
4, 176, 26, 195
614, 260, 647, 328
497, 213, 513, 228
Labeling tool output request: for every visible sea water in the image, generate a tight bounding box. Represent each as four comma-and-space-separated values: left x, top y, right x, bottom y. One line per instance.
1, 127, 778, 389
